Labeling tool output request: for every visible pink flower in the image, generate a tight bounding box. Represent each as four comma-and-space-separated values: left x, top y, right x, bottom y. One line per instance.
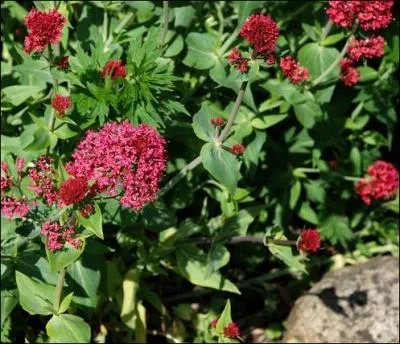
222, 322, 240, 338
101, 60, 127, 80
339, 58, 360, 87
240, 14, 279, 54
227, 47, 242, 64
348, 36, 385, 61
28, 155, 58, 205
356, 160, 399, 204
66, 121, 167, 211
297, 229, 321, 253
79, 203, 95, 217
51, 94, 72, 117
1, 162, 12, 194
327, 1, 394, 31
230, 144, 246, 155
16, 157, 25, 173
1, 197, 30, 219
41, 221, 81, 252
57, 56, 69, 70
24, 8, 66, 54
280, 56, 310, 84
59, 177, 89, 206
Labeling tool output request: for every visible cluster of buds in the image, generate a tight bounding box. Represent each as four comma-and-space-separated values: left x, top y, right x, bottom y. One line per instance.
210, 320, 240, 339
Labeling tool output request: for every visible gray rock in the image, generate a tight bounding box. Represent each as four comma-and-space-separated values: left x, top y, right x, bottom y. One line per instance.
284, 256, 399, 343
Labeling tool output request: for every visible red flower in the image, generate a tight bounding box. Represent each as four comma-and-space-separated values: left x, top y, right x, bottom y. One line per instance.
210, 117, 225, 126
230, 144, 246, 155
59, 177, 89, 206
265, 54, 276, 65
51, 94, 72, 117
280, 56, 310, 84
297, 229, 321, 253
101, 60, 127, 80
24, 8, 66, 54
339, 58, 359, 87
210, 319, 218, 328
79, 203, 95, 217
57, 56, 69, 70
222, 322, 240, 338
356, 160, 399, 204
1, 162, 12, 194
227, 48, 249, 73
240, 14, 279, 54
227, 48, 242, 64
348, 36, 385, 61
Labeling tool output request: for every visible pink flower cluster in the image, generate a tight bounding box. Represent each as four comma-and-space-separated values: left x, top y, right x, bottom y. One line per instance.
101, 60, 127, 80
280, 56, 310, 84
339, 58, 360, 87
66, 121, 167, 211
1, 162, 12, 194
327, 1, 394, 31
1, 197, 30, 219
51, 94, 72, 117
348, 36, 385, 61
356, 160, 399, 205
227, 48, 249, 73
240, 14, 279, 55
41, 221, 81, 252
28, 155, 58, 205
24, 8, 66, 54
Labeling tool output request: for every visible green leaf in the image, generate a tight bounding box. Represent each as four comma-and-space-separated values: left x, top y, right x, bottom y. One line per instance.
177, 247, 240, 294
15, 271, 55, 315
207, 243, 230, 274
76, 203, 103, 239
183, 33, 219, 70
58, 292, 74, 314
2, 85, 46, 106
193, 103, 220, 142
120, 268, 141, 329
320, 215, 352, 245
298, 43, 340, 82
1, 290, 18, 327
46, 239, 85, 272
320, 32, 345, 46
24, 128, 51, 151
298, 202, 319, 225
358, 66, 378, 82
293, 100, 322, 128
251, 115, 287, 129
236, 1, 265, 25
174, 6, 196, 28
135, 302, 147, 343
290, 180, 302, 209
216, 299, 232, 333
46, 314, 91, 343
201, 143, 240, 194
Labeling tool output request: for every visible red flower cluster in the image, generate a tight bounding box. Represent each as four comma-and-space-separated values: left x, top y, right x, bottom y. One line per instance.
1, 197, 30, 219
280, 56, 310, 84
240, 14, 279, 55
101, 60, 127, 80
66, 121, 167, 211
348, 36, 385, 61
28, 155, 58, 205
41, 221, 81, 252
1, 162, 12, 194
24, 8, 66, 54
59, 177, 89, 206
222, 322, 240, 338
227, 48, 249, 73
57, 56, 69, 70
297, 229, 321, 253
356, 160, 399, 205
327, 1, 394, 31
51, 94, 72, 117
230, 144, 246, 155
210, 117, 225, 126
79, 203, 95, 218
339, 58, 360, 87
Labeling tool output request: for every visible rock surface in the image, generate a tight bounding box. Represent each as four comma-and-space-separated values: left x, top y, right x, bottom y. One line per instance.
283, 256, 399, 343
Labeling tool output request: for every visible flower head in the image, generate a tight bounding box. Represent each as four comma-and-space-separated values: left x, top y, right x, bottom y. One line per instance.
280, 56, 310, 84
297, 229, 321, 253
1, 162, 13, 195
210, 117, 225, 126
66, 121, 167, 211
79, 203, 95, 217
227, 48, 249, 73
210, 319, 218, 328
356, 160, 399, 204
24, 8, 66, 54
41, 221, 81, 252
230, 144, 246, 155
240, 14, 279, 54
101, 60, 127, 80
1, 197, 30, 219
16, 157, 25, 173
51, 94, 72, 117
59, 176, 89, 206
348, 36, 385, 61
57, 56, 69, 70
339, 58, 359, 87
222, 322, 240, 338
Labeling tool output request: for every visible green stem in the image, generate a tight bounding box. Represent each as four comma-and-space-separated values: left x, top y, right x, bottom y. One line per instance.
344, 176, 363, 182
265, 239, 298, 246
215, 2, 224, 36
217, 80, 248, 143
158, 156, 202, 197
103, 6, 108, 44
320, 20, 333, 42
160, 1, 169, 48
312, 22, 358, 87
218, 27, 240, 56
53, 267, 66, 313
